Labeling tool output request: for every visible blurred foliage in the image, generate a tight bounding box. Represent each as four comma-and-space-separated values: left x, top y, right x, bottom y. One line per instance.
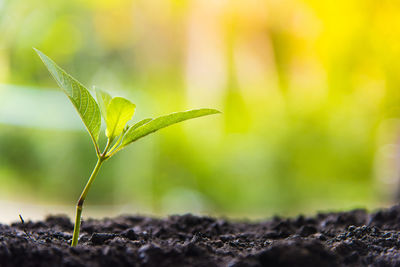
1, 0, 400, 217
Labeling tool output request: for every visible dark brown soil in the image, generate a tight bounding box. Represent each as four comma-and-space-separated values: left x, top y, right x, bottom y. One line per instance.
2, 205, 400, 266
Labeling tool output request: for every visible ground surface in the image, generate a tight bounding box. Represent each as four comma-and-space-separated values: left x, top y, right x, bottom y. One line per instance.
1, 205, 400, 266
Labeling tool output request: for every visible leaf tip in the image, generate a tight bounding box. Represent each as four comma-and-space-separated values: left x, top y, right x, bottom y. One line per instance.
204, 108, 222, 115
33, 47, 43, 57
33, 48, 49, 64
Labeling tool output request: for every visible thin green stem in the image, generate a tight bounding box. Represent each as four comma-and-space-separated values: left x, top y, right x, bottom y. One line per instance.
90, 135, 101, 158
71, 157, 104, 246
105, 146, 122, 159
107, 134, 123, 156
71, 139, 113, 246
101, 138, 112, 157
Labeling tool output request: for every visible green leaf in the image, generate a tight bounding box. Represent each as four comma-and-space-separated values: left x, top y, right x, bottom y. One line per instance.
120, 108, 220, 148
34, 49, 102, 147
95, 87, 111, 120
105, 97, 136, 140
128, 118, 153, 132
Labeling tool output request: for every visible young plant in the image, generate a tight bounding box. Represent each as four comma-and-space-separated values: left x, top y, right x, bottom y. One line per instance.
34, 48, 220, 246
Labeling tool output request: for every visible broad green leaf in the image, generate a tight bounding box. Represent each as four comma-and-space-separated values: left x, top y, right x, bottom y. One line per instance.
105, 97, 136, 140
34, 49, 101, 146
95, 87, 111, 120
120, 108, 220, 148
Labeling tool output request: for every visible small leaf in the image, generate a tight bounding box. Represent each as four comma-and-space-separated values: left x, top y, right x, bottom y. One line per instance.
120, 108, 220, 148
95, 87, 112, 120
105, 97, 136, 140
34, 48, 102, 147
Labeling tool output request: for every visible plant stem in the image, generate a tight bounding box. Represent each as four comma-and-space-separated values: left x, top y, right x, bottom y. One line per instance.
107, 134, 123, 156
71, 157, 104, 246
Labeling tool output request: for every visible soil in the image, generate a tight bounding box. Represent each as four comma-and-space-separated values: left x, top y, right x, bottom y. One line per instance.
2, 205, 400, 267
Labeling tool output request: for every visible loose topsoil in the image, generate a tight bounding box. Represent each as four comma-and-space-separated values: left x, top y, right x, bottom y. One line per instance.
2, 205, 400, 266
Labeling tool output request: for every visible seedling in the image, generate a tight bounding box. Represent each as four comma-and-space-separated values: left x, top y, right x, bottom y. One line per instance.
34, 49, 220, 246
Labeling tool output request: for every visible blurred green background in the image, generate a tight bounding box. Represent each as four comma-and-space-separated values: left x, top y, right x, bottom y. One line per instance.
1, 0, 400, 222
